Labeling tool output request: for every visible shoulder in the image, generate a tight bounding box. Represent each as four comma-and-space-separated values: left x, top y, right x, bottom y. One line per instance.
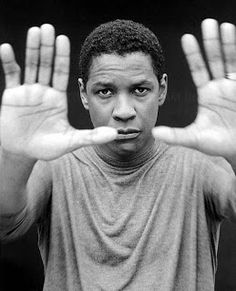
45, 146, 94, 166
72, 146, 93, 161
162, 144, 233, 175
162, 143, 207, 165
45, 146, 98, 174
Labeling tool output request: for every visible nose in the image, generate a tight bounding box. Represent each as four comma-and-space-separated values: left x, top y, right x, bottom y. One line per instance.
112, 93, 136, 122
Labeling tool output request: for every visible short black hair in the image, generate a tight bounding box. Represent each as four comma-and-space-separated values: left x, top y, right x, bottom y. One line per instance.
79, 19, 166, 86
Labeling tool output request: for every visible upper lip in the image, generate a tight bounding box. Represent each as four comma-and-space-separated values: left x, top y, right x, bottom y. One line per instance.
117, 128, 141, 134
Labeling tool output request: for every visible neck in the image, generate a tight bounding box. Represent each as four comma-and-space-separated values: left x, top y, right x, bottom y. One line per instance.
94, 137, 159, 167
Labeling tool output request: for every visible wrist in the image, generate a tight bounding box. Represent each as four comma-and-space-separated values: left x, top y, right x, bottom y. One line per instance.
225, 154, 236, 174
0, 147, 37, 167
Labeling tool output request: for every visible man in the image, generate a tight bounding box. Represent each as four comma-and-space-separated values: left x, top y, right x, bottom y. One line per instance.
0, 18, 236, 290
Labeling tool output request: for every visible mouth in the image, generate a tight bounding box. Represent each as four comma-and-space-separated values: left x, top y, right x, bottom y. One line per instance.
115, 128, 141, 140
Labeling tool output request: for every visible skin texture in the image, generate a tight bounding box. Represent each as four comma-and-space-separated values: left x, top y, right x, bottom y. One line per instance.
79, 52, 167, 160
1, 18, 236, 216
153, 19, 236, 170
0, 25, 117, 161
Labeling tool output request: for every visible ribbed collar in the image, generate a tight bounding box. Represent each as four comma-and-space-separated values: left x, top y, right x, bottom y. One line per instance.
92, 140, 166, 169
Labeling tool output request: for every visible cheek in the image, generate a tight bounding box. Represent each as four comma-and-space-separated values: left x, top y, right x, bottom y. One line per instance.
88, 101, 113, 127
139, 100, 159, 128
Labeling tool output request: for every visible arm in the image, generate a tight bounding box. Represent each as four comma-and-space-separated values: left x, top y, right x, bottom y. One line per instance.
152, 19, 236, 171
152, 19, 236, 220
203, 156, 236, 222
0, 150, 35, 216
0, 24, 117, 240
0, 156, 52, 242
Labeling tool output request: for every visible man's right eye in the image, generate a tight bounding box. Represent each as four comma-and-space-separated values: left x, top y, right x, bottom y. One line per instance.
97, 89, 113, 98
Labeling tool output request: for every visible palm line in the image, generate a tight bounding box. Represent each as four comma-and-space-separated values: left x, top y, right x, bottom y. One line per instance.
17, 107, 66, 118
199, 103, 232, 130
2, 102, 44, 107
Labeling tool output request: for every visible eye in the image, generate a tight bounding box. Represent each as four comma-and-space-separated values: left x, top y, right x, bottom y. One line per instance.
97, 88, 113, 98
133, 87, 150, 96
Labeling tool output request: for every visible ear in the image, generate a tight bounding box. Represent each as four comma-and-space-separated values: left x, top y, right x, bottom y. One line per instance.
78, 78, 89, 110
158, 73, 168, 106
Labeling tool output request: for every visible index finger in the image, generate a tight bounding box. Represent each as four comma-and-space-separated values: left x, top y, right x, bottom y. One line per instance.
221, 22, 236, 74
52, 35, 70, 92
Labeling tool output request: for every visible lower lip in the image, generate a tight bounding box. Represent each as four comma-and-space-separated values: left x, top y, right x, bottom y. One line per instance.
115, 132, 140, 140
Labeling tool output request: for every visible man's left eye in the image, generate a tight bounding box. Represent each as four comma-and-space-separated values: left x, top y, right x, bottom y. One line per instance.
134, 88, 149, 96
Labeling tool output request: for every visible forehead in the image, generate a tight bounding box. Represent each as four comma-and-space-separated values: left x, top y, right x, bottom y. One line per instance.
87, 52, 157, 84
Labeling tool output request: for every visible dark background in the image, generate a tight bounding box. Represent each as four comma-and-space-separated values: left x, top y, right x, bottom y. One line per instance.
1, 0, 236, 290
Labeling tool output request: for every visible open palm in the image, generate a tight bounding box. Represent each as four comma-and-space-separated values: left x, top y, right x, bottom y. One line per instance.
153, 19, 236, 161
0, 25, 116, 161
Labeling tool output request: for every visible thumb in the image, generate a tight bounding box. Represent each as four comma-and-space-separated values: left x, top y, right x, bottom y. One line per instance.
66, 126, 118, 151
152, 125, 198, 148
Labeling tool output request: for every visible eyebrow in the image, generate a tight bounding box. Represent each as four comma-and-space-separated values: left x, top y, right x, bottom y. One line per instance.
91, 79, 153, 88
131, 80, 153, 86
91, 81, 115, 88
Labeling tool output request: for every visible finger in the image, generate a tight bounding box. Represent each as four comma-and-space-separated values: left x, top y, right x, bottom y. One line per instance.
0, 44, 21, 88
152, 126, 198, 148
202, 18, 224, 79
38, 24, 55, 85
221, 22, 236, 74
52, 35, 70, 92
24, 26, 40, 84
181, 34, 210, 88
66, 126, 117, 151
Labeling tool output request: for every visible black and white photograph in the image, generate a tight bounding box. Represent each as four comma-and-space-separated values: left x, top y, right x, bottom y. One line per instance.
1, 1, 236, 290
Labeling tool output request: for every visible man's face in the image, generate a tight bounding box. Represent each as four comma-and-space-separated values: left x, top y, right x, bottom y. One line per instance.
79, 52, 167, 159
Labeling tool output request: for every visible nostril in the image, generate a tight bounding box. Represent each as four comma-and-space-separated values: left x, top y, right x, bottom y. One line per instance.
112, 95, 136, 121
112, 107, 136, 121
113, 113, 136, 121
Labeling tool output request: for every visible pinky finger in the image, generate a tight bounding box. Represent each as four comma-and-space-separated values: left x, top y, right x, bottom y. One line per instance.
52, 35, 70, 92
0, 44, 21, 88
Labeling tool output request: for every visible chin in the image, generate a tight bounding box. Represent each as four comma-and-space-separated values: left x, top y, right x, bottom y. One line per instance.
103, 135, 153, 159
114, 141, 139, 157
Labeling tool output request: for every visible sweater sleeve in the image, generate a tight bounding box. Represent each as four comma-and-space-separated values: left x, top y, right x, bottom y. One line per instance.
0, 160, 52, 242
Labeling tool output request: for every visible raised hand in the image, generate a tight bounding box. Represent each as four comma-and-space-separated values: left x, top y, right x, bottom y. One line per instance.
152, 19, 236, 162
0, 25, 117, 161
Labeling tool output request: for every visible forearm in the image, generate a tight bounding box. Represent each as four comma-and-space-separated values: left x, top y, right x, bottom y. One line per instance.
0, 148, 36, 215
224, 155, 236, 176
